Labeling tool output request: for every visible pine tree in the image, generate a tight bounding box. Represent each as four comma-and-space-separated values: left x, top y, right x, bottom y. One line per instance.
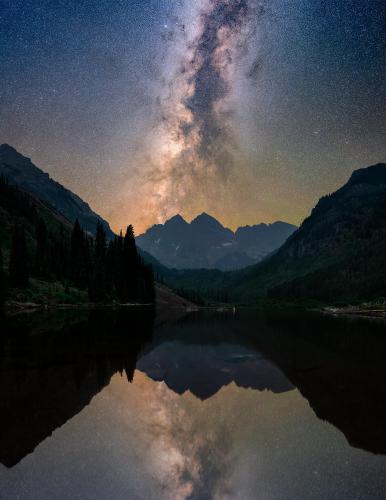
70, 220, 90, 288
123, 225, 138, 302
95, 222, 107, 261
9, 225, 29, 288
89, 222, 108, 302
112, 232, 126, 301
35, 218, 49, 277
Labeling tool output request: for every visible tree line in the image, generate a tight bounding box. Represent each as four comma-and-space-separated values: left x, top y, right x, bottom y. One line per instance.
0, 176, 154, 306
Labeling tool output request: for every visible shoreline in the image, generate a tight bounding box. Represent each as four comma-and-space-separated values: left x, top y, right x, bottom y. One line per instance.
321, 306, 386, 319
4, 300, 155, 316
4, 300, 386, 320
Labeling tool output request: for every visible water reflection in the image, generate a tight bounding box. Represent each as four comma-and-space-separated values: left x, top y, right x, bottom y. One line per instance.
141, 310, 386, 455
0, 309, 154, 467
1, 309, 386, 498
138, 342, 293, 399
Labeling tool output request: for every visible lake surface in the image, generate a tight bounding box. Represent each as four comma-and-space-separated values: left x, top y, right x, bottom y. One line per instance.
1, 308, 386, 499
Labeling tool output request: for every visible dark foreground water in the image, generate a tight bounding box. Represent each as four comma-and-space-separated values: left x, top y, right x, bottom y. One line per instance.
1, 308, 386, 500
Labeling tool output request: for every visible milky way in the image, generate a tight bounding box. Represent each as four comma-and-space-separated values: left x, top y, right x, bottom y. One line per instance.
141, 0, 265, 223
1, 0, 385, 232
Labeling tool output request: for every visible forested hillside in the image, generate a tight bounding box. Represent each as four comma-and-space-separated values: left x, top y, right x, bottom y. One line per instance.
231, 163, 386, 303
0, 176, 154, 307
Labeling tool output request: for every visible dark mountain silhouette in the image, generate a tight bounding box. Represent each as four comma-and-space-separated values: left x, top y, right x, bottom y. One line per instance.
136, 212, 296, 270
137, 342, 293, 400
0, 144, 113, 238
229, 162, 386, 302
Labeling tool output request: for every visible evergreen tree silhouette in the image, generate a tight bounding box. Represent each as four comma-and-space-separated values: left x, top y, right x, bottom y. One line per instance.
35, 218, 49, 277
123, 225, 138, 302
89, 222, 108, 302
95, 222, 107, 261
9, 225, 29, 288
70, 220, 91, 288
111, 232, 126, 301
52, 225, 70, 281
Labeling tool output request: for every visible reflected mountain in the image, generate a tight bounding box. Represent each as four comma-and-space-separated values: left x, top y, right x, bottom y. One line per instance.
1, 308, 386, 469
252, 312, 386, 455
137, 342, 293, 400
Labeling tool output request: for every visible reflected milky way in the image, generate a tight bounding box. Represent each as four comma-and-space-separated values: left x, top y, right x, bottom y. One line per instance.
1, 310, 386, 499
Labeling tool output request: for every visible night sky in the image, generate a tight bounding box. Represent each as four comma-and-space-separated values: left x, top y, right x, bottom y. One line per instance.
1, 0, 385, 233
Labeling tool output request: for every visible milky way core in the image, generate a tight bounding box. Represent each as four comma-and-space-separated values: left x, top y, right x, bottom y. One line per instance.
136, 0, 265, 228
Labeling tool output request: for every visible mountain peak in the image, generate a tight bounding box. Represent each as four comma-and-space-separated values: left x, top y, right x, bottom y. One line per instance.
0, 143, 17, 152
165, 214, 188, 226
347, 163, 386, 187
137, 211, 296, 270
191, 212, 224, 228
0, 143, 26, 161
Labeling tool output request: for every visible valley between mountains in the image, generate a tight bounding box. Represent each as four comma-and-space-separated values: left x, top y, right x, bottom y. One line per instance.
1, 143, 386, 309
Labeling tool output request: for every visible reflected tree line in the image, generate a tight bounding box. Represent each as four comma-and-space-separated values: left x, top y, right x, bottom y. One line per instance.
0, 308, 154, 467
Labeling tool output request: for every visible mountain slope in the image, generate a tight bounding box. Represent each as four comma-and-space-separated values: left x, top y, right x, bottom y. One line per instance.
0, 144, 114, 238
0, 175, 90, 304
230, 163, 386, 303
0, 176, 72, 259
137, 212, 296, 270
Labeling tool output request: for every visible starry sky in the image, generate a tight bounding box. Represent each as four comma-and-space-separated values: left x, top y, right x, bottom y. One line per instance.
1, 0, 385, 233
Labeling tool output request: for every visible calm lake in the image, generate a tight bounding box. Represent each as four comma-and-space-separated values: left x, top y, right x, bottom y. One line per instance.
1, 308, 386, 499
